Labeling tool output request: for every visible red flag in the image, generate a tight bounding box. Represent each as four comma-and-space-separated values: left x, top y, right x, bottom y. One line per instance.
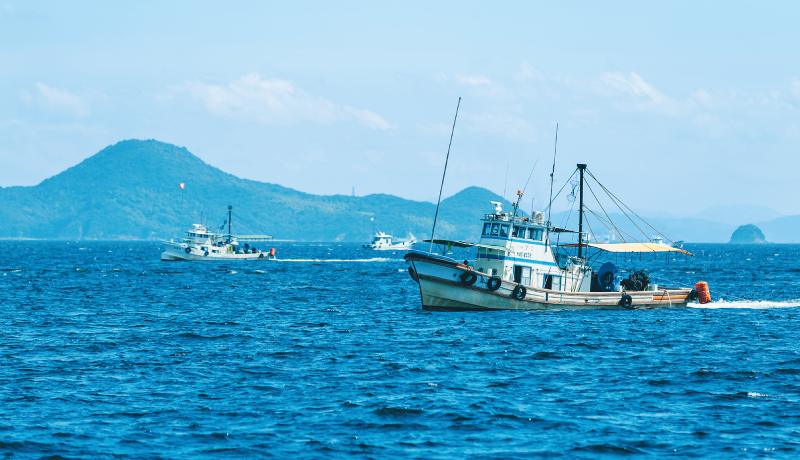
179, 183, 185, 189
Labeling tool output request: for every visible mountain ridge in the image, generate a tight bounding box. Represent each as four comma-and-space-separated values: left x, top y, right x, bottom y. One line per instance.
0, 140, 520, 241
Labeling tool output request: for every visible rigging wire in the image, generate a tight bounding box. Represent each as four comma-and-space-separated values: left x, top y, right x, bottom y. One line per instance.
586, 169, 682, 247
583, 207, 647, 245
583, 179, 627, 243
429, 97, 462, 253
584, 170, 653, 243
543, 169, 577, 215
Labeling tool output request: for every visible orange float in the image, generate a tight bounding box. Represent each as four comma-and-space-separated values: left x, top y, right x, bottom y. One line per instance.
694, 281, 711, 304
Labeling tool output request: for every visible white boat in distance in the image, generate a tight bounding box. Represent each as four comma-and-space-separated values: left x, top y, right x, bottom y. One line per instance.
405, 164, 703, 311
362, 231, 416, 251
161, 206, 276, 261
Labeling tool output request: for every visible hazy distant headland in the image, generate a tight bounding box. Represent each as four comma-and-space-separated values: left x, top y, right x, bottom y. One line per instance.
1, 139, 799, 242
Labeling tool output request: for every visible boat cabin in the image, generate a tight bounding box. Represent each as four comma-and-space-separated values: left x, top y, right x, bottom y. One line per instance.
472, 202, 592, 293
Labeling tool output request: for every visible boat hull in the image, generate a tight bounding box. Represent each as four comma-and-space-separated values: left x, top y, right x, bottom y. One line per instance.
161, 245, 275, 261
406, 252, 692, 311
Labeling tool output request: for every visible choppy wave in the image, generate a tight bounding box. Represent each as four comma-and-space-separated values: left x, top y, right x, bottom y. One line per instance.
4, 241, 800, 457
689, 300, 800, 309
276, 258, 403, 263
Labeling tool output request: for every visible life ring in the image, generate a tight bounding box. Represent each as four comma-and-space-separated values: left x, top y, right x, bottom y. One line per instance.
487, 276, 502, 291
511, 285, 526, 300
459, 272, 477, 286
687, 289, 699, 301
259, 253, 264, 259
408, 267, 419, 282
619, 294, 633, 309
185, 247, 192, 254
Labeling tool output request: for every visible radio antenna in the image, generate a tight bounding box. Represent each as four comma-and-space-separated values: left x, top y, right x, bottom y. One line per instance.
547, 124, 558, 226
429, 97, 461, 253
512, 158, 538, 218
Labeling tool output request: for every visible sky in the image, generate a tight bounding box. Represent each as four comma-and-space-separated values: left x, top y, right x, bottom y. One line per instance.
1, 1, 799, 215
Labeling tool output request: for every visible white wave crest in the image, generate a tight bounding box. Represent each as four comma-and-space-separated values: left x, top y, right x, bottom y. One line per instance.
276, 258, 402, 263
688, 300, 800, 309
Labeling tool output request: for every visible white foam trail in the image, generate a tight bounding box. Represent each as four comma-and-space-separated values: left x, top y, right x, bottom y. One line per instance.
688, 300, 800, 309
275, 258, 402, 263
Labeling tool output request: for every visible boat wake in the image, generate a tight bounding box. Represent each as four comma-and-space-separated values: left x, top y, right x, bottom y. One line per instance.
688, 300, 800, 309
276, 258, 403, 263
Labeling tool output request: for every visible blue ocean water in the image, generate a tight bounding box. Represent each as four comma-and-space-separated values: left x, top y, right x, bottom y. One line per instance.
2, 241, 800, 458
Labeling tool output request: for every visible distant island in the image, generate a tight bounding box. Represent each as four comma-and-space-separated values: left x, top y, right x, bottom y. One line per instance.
728, 224, 767, 244
4, 139, 800, 242
0, 140, 520, 241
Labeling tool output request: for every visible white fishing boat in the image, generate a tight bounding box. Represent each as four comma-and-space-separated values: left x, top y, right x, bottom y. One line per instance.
405, 164, 705, 311
652, 236, 684, 249
161, 206, 276, 261
362, 231, 416, 251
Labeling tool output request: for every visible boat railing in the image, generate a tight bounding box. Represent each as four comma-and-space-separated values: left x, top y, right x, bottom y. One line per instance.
483, 214, 547, 226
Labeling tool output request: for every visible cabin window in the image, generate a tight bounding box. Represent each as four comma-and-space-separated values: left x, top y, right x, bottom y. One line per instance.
513, 266, 532, 286
512, 226, 522, 238
499, 225, 510, 238
528, 228, 543, 241
482, 223, 492, 236
490, 223, 500, 236
543, 274, 562, 291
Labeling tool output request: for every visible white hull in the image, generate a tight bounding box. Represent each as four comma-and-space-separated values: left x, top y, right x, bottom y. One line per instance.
406, 252, 692, 311
161, 245, 275, 261
364, 242, 414, 251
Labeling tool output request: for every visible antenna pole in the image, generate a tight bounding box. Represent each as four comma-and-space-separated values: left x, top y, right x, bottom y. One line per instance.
546, 124, 558, 245
227, 205, 232, 243
577, 164, 586, 259
429, 97, 461, 253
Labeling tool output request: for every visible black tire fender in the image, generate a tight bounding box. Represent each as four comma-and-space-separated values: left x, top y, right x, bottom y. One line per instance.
185, 247, 192, 254
204, 251, 209, 256
511, 285, 527, 300
459, 271, 478, 286
487, 276, 502, 291
259, 253, 264, 259
619, 294, 633, 309
408, 266, 419, 282
688, 289, 699, 301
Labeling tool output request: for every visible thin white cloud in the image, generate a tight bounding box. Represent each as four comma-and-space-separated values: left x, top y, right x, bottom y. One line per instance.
32, 83, 91, 117
456, 74, 492, 85
176, 73, 396, 130
790, 77, 800, 97
600, 72, 691, 115
342, 106, 397, 130
694, 113, 726, 137
462, 111, 536, 142
513, 62, 545, 82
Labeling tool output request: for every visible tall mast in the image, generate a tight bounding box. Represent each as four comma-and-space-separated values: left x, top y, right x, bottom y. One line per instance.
227, 205, 232, 243
577, 164, 586, 259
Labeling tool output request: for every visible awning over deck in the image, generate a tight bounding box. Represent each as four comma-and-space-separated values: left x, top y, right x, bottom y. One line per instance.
232, 234, 273, 240
562, 242, 694, 257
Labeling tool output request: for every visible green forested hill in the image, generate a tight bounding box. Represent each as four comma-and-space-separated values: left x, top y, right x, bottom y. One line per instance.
0, 139, 519, 241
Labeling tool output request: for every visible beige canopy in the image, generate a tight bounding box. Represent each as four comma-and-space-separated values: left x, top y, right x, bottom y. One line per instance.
563, 242, 694, 257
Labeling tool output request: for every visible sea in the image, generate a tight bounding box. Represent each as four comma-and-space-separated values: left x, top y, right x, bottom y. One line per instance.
2, 241, 800, 458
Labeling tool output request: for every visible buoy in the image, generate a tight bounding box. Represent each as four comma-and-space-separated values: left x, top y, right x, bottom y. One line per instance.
694, 281, 711, 304
269, 248, 276, 257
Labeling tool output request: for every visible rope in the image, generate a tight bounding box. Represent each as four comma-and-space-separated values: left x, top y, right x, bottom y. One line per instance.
584, 179, 626, 243
584, 170, 653, 243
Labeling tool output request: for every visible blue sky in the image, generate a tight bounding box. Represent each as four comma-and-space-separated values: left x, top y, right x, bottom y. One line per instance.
2, 1, 799, 215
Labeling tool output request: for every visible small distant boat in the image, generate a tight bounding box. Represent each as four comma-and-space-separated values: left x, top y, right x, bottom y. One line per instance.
362, 231, 416, 251
161, 206, 276, 261
652, 236, 684, 249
